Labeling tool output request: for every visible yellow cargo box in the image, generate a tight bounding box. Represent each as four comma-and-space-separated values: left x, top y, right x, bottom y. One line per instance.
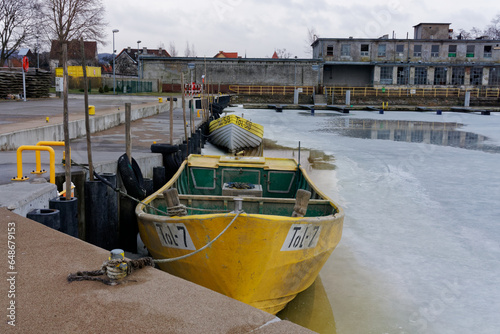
55, 66, 101, 77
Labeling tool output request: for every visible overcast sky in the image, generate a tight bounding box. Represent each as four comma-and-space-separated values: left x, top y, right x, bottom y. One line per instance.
104, 0, 499, 58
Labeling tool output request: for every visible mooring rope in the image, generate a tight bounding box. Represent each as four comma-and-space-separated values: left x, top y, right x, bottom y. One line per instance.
153, 211, 241, 263
67, 257, 155, 285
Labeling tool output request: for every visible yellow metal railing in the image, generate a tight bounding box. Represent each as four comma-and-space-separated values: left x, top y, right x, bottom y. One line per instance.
324, 87, 500, 98
32, 141, 68, 175
229, 85, 314, 95
12, 146, 56, 184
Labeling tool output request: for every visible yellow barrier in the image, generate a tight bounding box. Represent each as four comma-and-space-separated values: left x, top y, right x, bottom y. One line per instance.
12, 146, 56, 184
229, 85, 314, 95
31, 141, 68, 175
324, 87, 500, 99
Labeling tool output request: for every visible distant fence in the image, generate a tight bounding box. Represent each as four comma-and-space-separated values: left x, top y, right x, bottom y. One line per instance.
66, 77, 156, 93
229, 85, 314, 95
325, 87, 500, 98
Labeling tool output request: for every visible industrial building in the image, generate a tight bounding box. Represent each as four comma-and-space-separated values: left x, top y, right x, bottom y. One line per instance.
312, 23, 500, 88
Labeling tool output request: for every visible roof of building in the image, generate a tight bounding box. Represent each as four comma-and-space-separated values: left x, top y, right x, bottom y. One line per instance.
214, 51, 239, 58
272, 51, 279, 59
413, 23, 451, 27
49, 40, 98, 60
116, 48, 170, 62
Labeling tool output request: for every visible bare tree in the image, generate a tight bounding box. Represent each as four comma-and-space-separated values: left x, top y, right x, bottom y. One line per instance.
304, 27, 319, 56
455, 14, 500, 39
486, 14, 500, 39
41, 0, 107, 198
0, 0, 38, 65
191, 43, 196, 57
275, 48, 292, 59
184, 41, 197, 57
184, 41, 191, 57
168, 41, 178, 57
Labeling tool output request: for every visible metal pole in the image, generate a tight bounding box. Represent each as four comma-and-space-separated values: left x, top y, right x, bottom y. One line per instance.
137, 40, 141, 81
112, 29, 119, 94
22, 69, 26, 102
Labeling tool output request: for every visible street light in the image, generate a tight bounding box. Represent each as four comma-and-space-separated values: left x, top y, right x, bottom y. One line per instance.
112, 29, 119, 94
137, 40, 141, 80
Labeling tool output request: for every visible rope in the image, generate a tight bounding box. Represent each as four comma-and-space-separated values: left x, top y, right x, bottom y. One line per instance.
67, 257, 155, 285
153, 211, 241, 263
167, 204, 187, 216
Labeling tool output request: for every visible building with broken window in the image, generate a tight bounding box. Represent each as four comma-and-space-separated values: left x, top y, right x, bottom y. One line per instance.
311, 23, 500, 88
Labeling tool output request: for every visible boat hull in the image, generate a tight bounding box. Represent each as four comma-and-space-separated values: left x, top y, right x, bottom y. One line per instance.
209, 115, 264, 152
137, 211, 343, 314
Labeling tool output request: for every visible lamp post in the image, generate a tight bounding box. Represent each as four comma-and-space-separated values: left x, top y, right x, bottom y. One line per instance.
137, 40, 141, 80
112, 29, 119, 94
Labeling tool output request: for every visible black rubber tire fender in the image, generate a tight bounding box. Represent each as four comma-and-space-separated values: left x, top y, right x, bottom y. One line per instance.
117, 153, 146, 200
151, 143, 179, 154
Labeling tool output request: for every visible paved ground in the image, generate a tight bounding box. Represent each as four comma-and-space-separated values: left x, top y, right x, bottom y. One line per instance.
0, 207, 313, 333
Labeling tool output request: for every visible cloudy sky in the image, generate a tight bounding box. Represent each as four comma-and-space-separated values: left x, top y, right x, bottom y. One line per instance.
104, 0, 499, 58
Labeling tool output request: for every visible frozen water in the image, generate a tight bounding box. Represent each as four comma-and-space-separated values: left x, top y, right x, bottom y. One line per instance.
224, 107, 500, 334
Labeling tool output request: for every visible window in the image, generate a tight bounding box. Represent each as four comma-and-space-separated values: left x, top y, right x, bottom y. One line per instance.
380, 66, 393, 84
326, 45, 334, 56
413, 45, 422, 57
341, 44, 351, 56
378, 44, 386, 57
448, 45, 457, 57
397, 67, 409, 85
470, 67, 483, 85
484, 45, 492, 58
431, 45, 440, 57
451, 67, 465, 85
360, 44, 369, 56
396, 44, 404, 56
466, 45, 475, 58
414, 67, 428, 85
489, 67, 500, 85
434, 67, 447, 85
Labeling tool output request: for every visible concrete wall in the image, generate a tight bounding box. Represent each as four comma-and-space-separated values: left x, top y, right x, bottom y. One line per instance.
142, 58, 323, 87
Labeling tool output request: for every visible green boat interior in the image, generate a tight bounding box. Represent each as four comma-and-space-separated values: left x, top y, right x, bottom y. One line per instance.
145, 163, 339, 218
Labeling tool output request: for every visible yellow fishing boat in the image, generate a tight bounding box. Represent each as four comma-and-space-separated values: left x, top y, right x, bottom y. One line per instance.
135, 154, 344, 314
209, 114, 264, 152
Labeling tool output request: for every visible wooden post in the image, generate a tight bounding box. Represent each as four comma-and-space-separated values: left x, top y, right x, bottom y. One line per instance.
292, 189, 311, 217
62, 42, 72, 200
169, 96, 174, 145
163, 188, 180, 208
125, 103, 132, 161
81, 39, 94, 181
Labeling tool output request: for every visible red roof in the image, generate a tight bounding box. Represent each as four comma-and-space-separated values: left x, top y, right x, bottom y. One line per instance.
272, 51, 279, 59
214, 51, 239, 58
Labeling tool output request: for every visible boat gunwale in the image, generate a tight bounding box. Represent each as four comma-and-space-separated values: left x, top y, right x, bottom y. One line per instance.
135, 154, 345, 220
